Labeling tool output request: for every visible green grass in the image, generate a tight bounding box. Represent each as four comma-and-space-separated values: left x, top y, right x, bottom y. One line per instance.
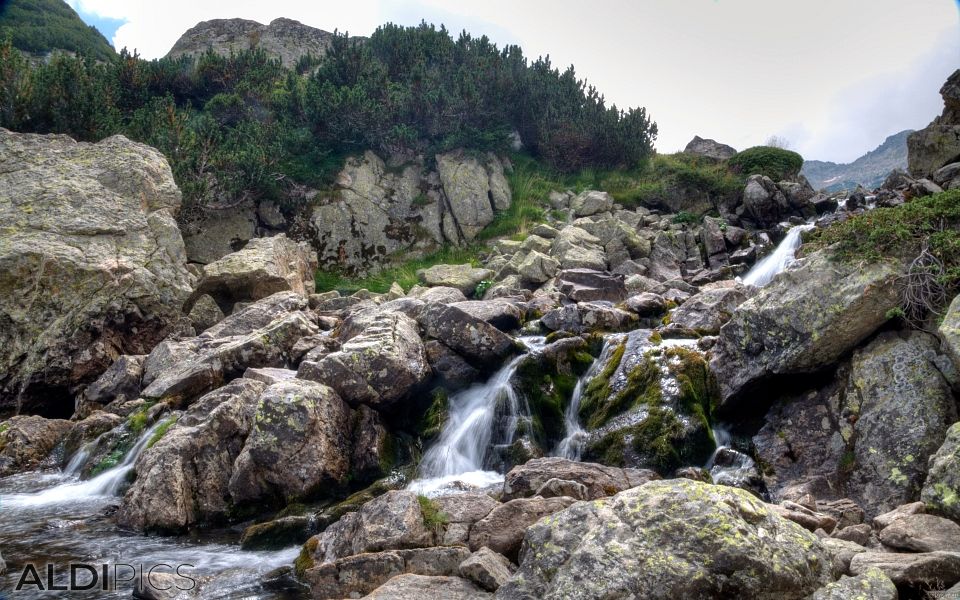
806, 189, 960, 292
417, 494, 449, 532
127, 408, 150, 435
146, 415, 178, 449
315, 245, 483, 295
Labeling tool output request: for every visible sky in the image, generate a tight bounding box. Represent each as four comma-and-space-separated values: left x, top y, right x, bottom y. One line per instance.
68, 0, 960, 164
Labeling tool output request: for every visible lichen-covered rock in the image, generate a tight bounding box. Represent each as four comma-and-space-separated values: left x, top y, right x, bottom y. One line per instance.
556, 269, 626, 303
450, 301, 523, 332
433, 493, 501, 546
417, 264, 493, 296
117, 379, 267, 531
669, 285, 749, 335
940, 294, 960, 372
187, 294, 224, 333
0, 415, 73, 476
908, 69, 960, 177
849, 551, 960, 589
180, 199, 257, 265
0, 130, 194, 415
167, 17, 334, 67
570, 190, 613, 217
76, 354, 146, 417
437, 151, 511, 241
300, 312, 429, 409
809, 568, 897, 600
362, 574, 491, 599
684, 136, 737, 161
741, 174, 790, 227
514, 251, 559, 284
229, 380, 352, 503
498, 479, 835, 600
468, 496, 576, 560
539, 303, 636, 334
459, 547, 514, 592
549, 226, 607, 271
711, 250, 899, 408
923, 422, 960, 521
501, 457, 656, 501
193, 234, 316, 310
878, 513, 960, 552
418, 304, 516, 368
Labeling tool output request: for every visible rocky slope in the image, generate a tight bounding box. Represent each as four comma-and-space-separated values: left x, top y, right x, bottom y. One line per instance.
909, 68, 960, 177
166, 17, 336, 67
802, 129, 911, 192
2, 71, 960, 600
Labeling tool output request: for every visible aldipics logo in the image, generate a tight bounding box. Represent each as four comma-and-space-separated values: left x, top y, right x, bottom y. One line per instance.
11, 563, 197, 593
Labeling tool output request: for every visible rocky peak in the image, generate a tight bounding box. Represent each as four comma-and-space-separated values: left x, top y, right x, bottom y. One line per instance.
683, 135, 737, 160
166, 17, 336, 67
908, 68, 960, 177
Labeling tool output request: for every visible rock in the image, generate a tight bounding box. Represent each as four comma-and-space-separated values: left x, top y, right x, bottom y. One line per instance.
0, 415, 73, 477
192, 234, 316, 310
818, 499, 865, 530
304, 547, 471, 599
570, 190, 614, 217
623, 292, 668, 317
549, 226, 607, 271
539, 302, 636, 334
878, 514, 960, 552
459, 547, 513, 592
0, 130, 194, 416
647, 230, 686, 281
531, 223, 559, 239
76, 354, 146, 417
769, 502, 837, 534
683, 135, 737, 160
711, 250, 899, 407
417, 264, 494, 296
874, 502, 927, 530
515, 251, 559, 284
810, 568, 897, 600
498, 479, 835, 600
229, 380, 352, 502
117, 379, 267, 530
417, 303, 516, 368
186, 294, 224, 333
741, 174, 790, 227
300, 312, 428, 409
437, 150, 511, 241
556, 269, 626, 303
468, 496, 576, 560
434, 493, 500, 546
501, 457, 656, 501
849, 551, 960, 589
425, 341, 481, 391
669, 285, 749, 335
314, 491, 436, 562
360, 574, 491, 599
202, 291, 308, 339
934, 162, 960, 189
832, 524, 873, 546
451, 301, 523, 332
241, 367, 297, 385
941, 294, 960, 372
180, 200, 257, 265
240, 515, 314, 550
908, 69, 960, 177
167, 17, 334, 67
923, 422, 960, 522
412, 285, 469, 305
0, 550, 4, 575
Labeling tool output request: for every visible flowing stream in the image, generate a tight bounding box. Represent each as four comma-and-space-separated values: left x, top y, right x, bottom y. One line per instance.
409, 336, 545, 496
740, 223, 815, 287
0, 423, 301, 599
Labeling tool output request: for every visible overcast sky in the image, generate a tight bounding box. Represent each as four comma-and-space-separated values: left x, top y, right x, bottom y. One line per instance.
69, 0, 960, 163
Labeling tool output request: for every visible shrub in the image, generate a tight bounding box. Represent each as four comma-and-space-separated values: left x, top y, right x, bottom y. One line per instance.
728, 146, 804, 181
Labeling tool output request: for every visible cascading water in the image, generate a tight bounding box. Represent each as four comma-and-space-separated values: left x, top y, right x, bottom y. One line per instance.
409, 336, 544, 496
740, 223, 815, 287
706, 425, 758, 488
554, 337, 621, 460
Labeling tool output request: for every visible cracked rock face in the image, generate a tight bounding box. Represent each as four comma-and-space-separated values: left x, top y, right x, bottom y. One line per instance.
0, 129, 195, 416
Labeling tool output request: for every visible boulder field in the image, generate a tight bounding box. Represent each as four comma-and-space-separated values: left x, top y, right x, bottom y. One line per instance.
2, 107, 960, 600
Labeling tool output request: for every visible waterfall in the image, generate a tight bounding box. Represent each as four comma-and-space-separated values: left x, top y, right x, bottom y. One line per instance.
740, 223, 815, 287
4, 420, 164, 507
553, 336, 621, 460
409, 336, 544, 496
706, 425, 757, 488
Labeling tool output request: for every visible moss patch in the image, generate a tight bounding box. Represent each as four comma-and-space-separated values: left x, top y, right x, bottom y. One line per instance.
417, 494, 449, 532
294, 536, 319, 579
146, 415, 177, 449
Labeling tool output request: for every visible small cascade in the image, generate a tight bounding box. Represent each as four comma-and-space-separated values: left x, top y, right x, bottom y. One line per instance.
4, 420, 164, 507
409, 336, 544, 496
706, 425, 757, 488
554, 335, 621, 460
740, 223, 815, 287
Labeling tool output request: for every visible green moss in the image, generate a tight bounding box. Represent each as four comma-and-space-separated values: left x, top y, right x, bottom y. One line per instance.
294, 536, 319, 578
578, 345, 662, 430
417, 494, 449, 532
89, 445, 128, 476
727, 146, 804, 181
0, 422, 8, 436
586, 429, 627, 467
146, 415, 178, 449
420, 389, 449, 440
630, 406, 685, 473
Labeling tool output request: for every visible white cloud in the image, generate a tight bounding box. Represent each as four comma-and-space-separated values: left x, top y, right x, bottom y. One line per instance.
68, 0, 960, 162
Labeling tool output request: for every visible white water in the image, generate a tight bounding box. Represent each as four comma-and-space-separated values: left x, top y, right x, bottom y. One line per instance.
409, 337, 545, 496
706, 425, 757, 487
4, 420, 163, 507
740, 223, 815, 287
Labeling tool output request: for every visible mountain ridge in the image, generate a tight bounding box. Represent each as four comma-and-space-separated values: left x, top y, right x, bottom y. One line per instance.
802, 129, 912, 191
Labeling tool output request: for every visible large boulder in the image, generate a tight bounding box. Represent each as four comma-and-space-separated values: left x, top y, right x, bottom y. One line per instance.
878, 513, 960, 552
417, 304, 516, 368
669, 285, 750, 335
923, 422, 960, 521
0, 130, 194, 416
809, 568, 897, 600
437, 150, 511, 241
299, 312, 430, 408
117, 379, 267, 531
417, 264, 493, 296
468, 496, 577, 560
0, 415, 73, 477
549, 226, 607, 271
228, 380, 353, 502
361, 574, 490, 599
167, 17, 334, 67
741, 174, 790, 227
684, 136, 737, 161
498, 479, 835, 600
501, 457, 656, 501
556, 269, 626, 303
908, 69, 960, 177
570, 190, 614, 217
192, 234, 316, 311
179, 198, 257, 265
849, 551, 960, 589
711, 250, 899, 408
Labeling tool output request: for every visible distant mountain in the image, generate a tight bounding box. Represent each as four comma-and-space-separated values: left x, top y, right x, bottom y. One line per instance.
802, 129, 912, 192
0, 0, 116, 62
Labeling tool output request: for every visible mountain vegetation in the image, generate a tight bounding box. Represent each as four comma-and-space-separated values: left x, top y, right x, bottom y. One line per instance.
0, 22, 657, 211
0, 0, 115, 62
802, 129, 912, 191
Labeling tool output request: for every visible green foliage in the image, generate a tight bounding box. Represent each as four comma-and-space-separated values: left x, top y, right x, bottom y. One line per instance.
146, 415, 178, 449
807, 190, 960, 293
420, 389, 449, 440
89, 445, 127, 476
513, 352, 591, 447
672, 211, 700, 225
417, 494, 449, 531
126, 407, 150, 435
474, 279, 493, 298
0, 0, 116, 62
314, 244, 482, 295
886, 307, 906, 320
728, 146, 804, 182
